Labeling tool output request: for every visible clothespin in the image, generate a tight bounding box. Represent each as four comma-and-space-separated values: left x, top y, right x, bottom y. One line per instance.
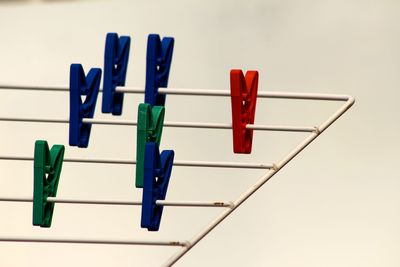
33, 140, 65, 227
136, 103, 165, 188
144, 34, 174, 106
141, 142, 174, 231
69, 64, 102, 148
102, 32, 131, 115
230, 69, 259, 154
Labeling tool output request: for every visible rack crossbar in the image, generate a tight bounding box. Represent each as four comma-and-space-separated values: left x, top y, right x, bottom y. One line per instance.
0, 84, 350, 101
0, 197, 233, 208
0, 116, 316, 133
0, 155, 272, 169
0, 236, 188, 247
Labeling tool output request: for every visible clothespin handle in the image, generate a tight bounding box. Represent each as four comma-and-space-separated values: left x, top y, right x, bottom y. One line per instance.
230, 69, 259, 154
33, 140, 65, 227
141, 142, 174, 231
69, 64, 102, 148
144, 34, 174, 106
102, 33, 131, 115
136, 103, 165, 188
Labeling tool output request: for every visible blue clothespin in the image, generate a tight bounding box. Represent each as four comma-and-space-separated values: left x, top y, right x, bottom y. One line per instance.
69, 64, 102, 148
144, 34, 174, 106
141, 142, 174, 231
33, 140, 65, 227
102, 33, 131, 115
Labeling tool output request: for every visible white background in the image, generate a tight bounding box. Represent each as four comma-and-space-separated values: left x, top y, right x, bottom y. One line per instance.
0, 0, 399, 266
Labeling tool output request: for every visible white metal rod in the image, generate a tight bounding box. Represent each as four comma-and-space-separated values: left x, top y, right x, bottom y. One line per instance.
83, 119, 317, 132
0, 116, 69, 124
155, 88, 350, 101
246, 124, 316, 132
0, 84, 69, 91
0, 196, 233, 208
163, 96, 355, 266
0, 115, 316, 133
172, 160, 272, 169
0, 236, 188, 247
0, 155, 272, 169
0, 84, 349, 101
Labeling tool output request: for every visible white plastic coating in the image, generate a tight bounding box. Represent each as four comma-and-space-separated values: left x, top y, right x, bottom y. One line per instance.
0, 115, 316, 133
116, 86, 350, 101
0, 116, 69, 124
0, 236, 188, 247
155, 88, 350, 101
0, 196, 232, 208
0, 155, 272, 169
0, 84, 69, 91
0, 83, 349, 101
84, 118, 317, 132
162, 95, 355, 266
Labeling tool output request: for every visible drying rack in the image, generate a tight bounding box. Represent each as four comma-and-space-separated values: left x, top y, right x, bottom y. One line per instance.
0, 36, 355, 266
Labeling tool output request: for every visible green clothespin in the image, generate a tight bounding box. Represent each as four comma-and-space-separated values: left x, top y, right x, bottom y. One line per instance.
33, 140, 65, 227
136, 103, 165, 188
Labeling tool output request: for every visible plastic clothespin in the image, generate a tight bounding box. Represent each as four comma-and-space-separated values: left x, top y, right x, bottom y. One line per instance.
141, 142, 174, 231
144, 34, 174, 106
33, 140, 65, 227
102, 32, 131, 115
230, 69, 259, 154
69, 64, 102, 148
136, 103, 165, 188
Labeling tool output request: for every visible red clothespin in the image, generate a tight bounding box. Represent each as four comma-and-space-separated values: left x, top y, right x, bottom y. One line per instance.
230, 69, 259, 154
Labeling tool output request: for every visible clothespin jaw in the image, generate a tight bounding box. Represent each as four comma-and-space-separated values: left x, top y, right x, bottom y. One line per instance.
144, 34, 174, 106
230, 69, 259, 154
69, 64, 102, 148
141, 142, 174, 231
136, 103, 165, 188
33, 140, 65, 227
102, 32, 131, 115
